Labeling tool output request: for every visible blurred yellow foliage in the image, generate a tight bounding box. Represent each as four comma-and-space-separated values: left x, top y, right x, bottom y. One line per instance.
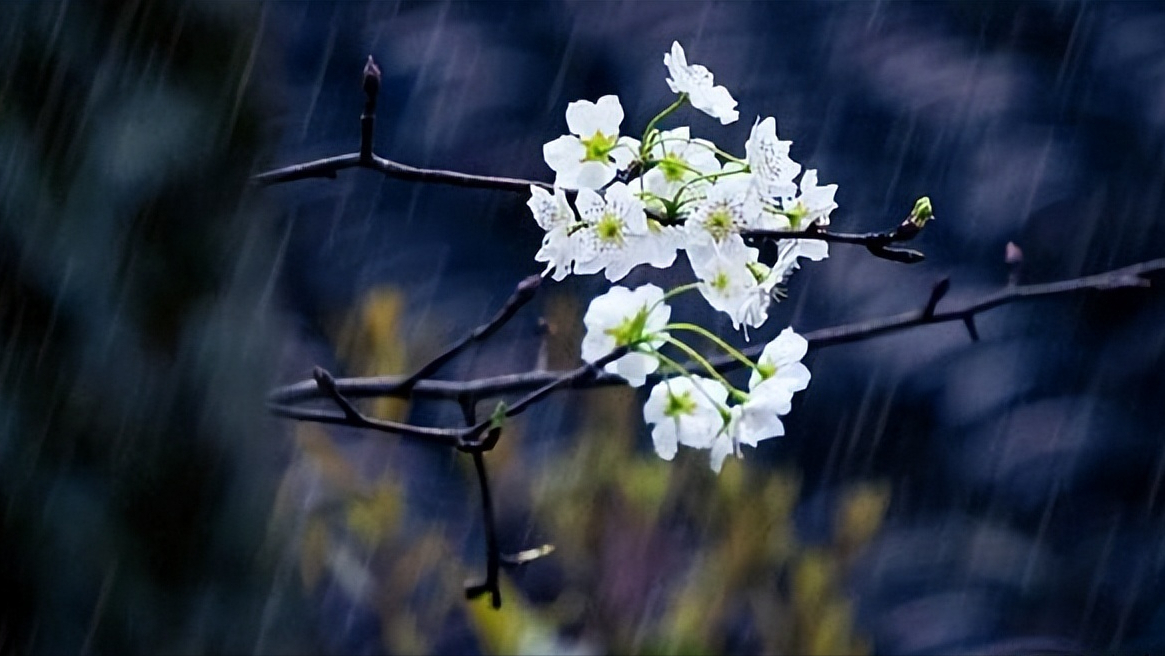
300, 517, 329, 590
836, 482, 891, 553
295, 423, 365, 496
346, 484, 403, 549
333, 286, 410, 421
280, 285, 894, 656
467, 576, 539, 655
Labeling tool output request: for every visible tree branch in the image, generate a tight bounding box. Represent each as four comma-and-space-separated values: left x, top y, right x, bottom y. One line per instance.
457, 398, 504, 609
269, 257, 1165, 411
743, 200, 932, 263
398, 275, 541, 392
251, 56, 931, 263
255, 55, 1164, 615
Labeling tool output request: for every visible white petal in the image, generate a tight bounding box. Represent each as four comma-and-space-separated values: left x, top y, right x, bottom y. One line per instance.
543, 136, 584, 171
527, 186, 573, 231
797, 240, 829, 261
580, 329, 614, 364
709, 432, 734, 473
574, 160, 615, 190
611, 136, 641, 168
772, 327, 809, 362
696, 85, 739, 124
738, 408, 785, 446
652, 424, 679, 460
575, 188, 605, 217
777, 361, 811, 392
534, 225, 576, 281
601, 251, 638, 282
566, 95, 623, 137
607, 351, 658, 387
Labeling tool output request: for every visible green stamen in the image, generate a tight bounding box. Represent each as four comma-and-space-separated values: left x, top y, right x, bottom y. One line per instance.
664, 390, 698, 418
595, 213, 624, 245
581, 131, 618, 162
657, 153, 688, 182
604, 306, 650, 346
704, 207, 734, 241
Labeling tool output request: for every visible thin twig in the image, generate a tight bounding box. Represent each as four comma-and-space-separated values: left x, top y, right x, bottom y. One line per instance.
457, 347, 629, 452
361, 56, 380, 163
744, 213, 929, 264
251, 151, 555, 192
295, 367, 463, 445
252, 144, 925, 261
251, 57, 930, 262
458, 397, 504, 609
269, 257, 1165, 411
399, 275, 541, 391
285, 346, 629, 448
464, 450, 502, 608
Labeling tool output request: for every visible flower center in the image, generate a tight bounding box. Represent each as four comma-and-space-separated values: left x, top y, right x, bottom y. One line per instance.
703, 206, 734, 241
595, 213, 624, 245
785, 201, 807, 230
746, 261, 770, 284
581, 131, 618, 162
657, 153, 688, 182
756, 362, 777, 381
605, 306, 650, 346
711, 271, 730, 292
664, 390, 697, 418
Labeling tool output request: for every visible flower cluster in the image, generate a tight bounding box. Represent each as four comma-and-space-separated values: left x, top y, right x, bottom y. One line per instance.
529, 41, 833, 471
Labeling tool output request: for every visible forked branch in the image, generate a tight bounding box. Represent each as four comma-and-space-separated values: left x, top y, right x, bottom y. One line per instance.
251, 55, 933, 263
269, 256, 1165, 433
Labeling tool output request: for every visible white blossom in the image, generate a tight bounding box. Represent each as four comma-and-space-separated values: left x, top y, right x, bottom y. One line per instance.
527, 185, 574, 231
643, 375, 728, 461
534, 225, 578, 281
746, 117, 800, 200
632, 126, 721, 212
688, 237, 765, 330
580, 284, 671, 387
707, 379, 796, 472
749, 327, 811, 394
663, 42, 739, 125
572, 182, 650, 281
785, 169, 837, 229
683, 175, 762, 246
543, 95, 640, 189
528, 186, 582, 280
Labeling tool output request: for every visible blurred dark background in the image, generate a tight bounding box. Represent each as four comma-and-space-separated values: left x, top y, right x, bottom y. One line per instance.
3, 1, 1165, 654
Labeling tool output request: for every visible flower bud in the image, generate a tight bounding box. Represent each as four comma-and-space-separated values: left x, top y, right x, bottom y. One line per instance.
908, 196, 934, 228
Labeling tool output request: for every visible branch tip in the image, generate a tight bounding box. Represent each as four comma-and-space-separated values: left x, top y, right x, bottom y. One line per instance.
312, 366, 335, 391
516, 273, 542, 298
362, 55, 381, 101
963, 316, 981, 342
923, 277, 951, 318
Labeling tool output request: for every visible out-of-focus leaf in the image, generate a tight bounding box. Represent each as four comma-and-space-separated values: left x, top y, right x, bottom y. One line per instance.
334, 286, 410, 420
467, 575, 557, 655
296, 423, 364, 496
618, 459, 671, 519
300, 518, 329, 591
793, 550, 833, 613
836, 482, 890, 552
345, 483, 403, 549
808, 598, 861, 656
